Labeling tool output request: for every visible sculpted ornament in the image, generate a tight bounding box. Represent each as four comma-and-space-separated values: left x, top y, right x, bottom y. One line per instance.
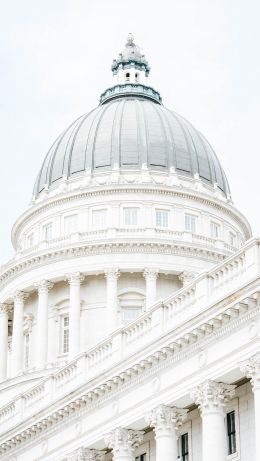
104, 427, 144, 457
146, 404, 187, 435
240, 352, 260, 390
191, 380, 236, 415
0, 303, 9, 316
66, 272, 85, 286
34, 280, 54, 294
178, 271, 196, 286
104, 268, 120, 281
143, 268, 159, 280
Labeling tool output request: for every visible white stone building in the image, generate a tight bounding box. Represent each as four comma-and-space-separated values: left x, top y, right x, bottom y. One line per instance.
0, 34, 259, 461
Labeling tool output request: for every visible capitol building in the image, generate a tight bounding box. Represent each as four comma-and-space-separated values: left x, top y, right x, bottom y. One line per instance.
0, 34, 260, 461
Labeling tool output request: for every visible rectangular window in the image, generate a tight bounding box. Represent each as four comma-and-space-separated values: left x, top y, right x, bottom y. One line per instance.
181, 433, 189, 461
24, 333, 29, 369
229, 232, 236, 246
64, 214, 78, 235
122, 307, 142, 324
135, 455, 146, 461
27, 233, 34, 248
92, 209, 107, 229
156, 209, 169, 228
62, 316, 69, 354
185, 214, 197, 232
227, 411, 236, 455
42, 222, 52, 240
124, 208, 138, 226
210, 221, 220, 238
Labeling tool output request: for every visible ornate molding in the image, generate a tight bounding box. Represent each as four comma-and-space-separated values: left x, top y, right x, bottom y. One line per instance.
143, 268, 159, 281
0, 242, 225, 293
66, 272, 85, 286
34, 280, 54, 294
240, 352, 260, 390
146, 404, 187, 435
68, 447, 105, 461
191, 380, 236, 415
104, 268, 120, 281
104, 427, 144, 457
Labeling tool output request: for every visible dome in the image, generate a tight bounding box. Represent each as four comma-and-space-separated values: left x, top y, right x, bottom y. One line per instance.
33, 98, 230, 198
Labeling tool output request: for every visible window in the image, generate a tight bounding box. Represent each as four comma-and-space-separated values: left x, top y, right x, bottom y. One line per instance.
92, 209, 107, 229
124, 208, 138, 226
229, 232, 236, 246
125, 72, 130, 81
42, 222, 52, 240
135, 72, 139, 82
27, 233, 34, 248
180, 433, 189, 461
227, 411, 236, 455
122, 307, 142, 324
210, 221, 220, 238
61, 316, 69, 354
185, 214, 197, 232
135, 455, 146, 461
156, 210, 169, 228
64, 214, 77, 235
24, 333, 30, 369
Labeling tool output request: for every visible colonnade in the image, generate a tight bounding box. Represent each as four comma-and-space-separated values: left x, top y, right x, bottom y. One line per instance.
67, 374, 260, 460
0, 268, 159, 380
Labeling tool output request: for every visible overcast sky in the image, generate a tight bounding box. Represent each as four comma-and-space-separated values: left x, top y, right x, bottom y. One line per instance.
0, 0, 259, 264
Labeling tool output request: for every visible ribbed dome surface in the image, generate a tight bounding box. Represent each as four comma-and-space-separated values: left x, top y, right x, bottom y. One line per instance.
34, 98, 230, 197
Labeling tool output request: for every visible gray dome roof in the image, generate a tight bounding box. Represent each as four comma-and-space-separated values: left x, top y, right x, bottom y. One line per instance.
33, 98, 230, 197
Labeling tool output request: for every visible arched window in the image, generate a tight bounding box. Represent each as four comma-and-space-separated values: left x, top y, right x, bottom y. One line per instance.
135, 72, 139, 82
125, 72, 130, 82
118, 290, 145, 325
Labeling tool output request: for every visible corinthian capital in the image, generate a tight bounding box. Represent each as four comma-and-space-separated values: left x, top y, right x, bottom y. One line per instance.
104, 427, 144, 456
143, 268, 159, 280
240, 352, 260, 390
0, 303, 9, 316
104, 268, 120, 281
66, 272, 85, 286
13, 291, 29, 303
68, 448, 105, 461
146, 404, 187, 435
191, 380, 236, 415
34, 280, 54, 294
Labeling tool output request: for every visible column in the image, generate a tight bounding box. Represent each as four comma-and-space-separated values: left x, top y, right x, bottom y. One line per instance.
191, 380, 236, 461
11, 291, 28, 377
68, 447, 105, 461
35, 280, 53, 370
146, 404, 187, 461
240, 353, 260, 460
143, 268, 158, 309
104, 427, 144, 461
105, 269, 120, 334
66, 272, 84, 359
0, 304, 9, 380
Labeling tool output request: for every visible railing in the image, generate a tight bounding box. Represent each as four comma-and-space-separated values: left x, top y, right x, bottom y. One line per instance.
0, 238, 259, 435
17, 227, 236, 258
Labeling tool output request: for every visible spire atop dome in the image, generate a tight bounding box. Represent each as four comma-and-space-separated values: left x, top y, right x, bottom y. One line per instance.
126, 32, 134, 46
100, 34, 161, 105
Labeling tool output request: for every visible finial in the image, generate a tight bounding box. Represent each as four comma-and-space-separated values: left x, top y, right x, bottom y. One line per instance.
127, 33, 134, 45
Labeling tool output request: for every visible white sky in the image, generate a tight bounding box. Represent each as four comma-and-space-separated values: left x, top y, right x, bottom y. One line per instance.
0, 0, 259, 263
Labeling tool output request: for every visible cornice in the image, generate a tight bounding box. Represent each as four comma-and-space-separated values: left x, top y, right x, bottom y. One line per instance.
11, 183, 251, 245
0, 287, 259, 457
0, 241, 225, 293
